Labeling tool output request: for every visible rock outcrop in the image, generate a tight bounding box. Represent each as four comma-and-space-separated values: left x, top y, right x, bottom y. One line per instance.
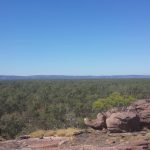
106, 112, 140, 133
84, 113, 106, 130
84, 99, 150, 132
131, 99, 150, 129
115, 139, 150, 150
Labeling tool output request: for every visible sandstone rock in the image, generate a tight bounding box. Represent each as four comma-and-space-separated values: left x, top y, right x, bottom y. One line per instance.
127, 105, 136, 112
84, 113, 106, 130
106, 112, 140, 133
0, 136, 5, 141
116, 139, 150, 150
139, 110, 150, 129
18, 135, 30, 140
132, 99, 150, 129
85, 99, 150, 132
133, 99, 150, 107
104, 107, 120, 118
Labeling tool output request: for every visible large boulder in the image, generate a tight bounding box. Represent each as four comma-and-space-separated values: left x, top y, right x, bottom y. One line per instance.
131, 99, 150, 129
84, 99, 150, 132
106, 112, 140, 133
84, 113, 106, 130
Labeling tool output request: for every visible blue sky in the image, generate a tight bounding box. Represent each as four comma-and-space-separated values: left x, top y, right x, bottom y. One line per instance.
0, 0, 150, 75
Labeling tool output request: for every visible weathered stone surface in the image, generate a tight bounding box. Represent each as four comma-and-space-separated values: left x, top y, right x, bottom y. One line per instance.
1, 130, 150, 150
132, 99, 150, 129
85, 99, 150, 132
115, 139, 150, 150
106, 112, 140, 133
84, 113, 106, 130
104, 107, 120, 118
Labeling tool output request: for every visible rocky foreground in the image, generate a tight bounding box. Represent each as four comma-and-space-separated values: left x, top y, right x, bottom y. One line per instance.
0, 130, 150, 150
84, 99, 150, 132
1, 99, 150, 150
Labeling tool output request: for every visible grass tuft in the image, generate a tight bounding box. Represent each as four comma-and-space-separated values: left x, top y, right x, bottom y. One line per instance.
30, 130, 45, 138
29, 128, 82, 138
44, 130, 56, 137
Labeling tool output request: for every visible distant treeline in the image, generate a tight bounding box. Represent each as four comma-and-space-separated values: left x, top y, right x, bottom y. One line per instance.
0, 79, 150, 139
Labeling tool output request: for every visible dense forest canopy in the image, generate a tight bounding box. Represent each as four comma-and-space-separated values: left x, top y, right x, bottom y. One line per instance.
0, 79, 150, 139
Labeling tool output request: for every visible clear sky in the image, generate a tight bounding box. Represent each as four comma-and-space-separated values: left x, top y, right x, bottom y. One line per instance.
0, 0, 150, 75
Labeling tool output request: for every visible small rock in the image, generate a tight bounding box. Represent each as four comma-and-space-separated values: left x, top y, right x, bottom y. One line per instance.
18, 135, 30, 140
84, 113, 106, 130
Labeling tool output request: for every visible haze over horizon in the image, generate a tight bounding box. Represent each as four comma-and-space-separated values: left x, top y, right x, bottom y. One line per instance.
1, 74, 150, 77
0, 0, 150, 76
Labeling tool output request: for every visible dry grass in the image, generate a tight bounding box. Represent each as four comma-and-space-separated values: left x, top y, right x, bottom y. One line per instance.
56, 128, 81, 137
44, 130, 56, 137
30, 130, 45, 138
29, 128, 82, 138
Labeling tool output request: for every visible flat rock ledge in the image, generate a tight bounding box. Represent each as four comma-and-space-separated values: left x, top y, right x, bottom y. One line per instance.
0, 130, 150, 150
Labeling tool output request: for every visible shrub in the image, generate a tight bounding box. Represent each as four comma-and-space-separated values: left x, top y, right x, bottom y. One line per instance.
92, 92, 135, 111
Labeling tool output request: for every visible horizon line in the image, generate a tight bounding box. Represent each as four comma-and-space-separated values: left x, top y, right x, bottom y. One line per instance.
0, 74, 150, 76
